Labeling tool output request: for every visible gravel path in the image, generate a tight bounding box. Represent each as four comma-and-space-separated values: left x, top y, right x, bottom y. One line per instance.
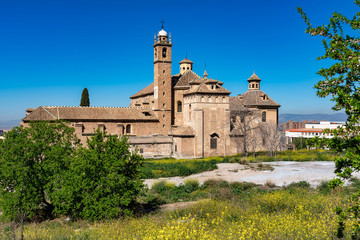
144, 161, 360, 188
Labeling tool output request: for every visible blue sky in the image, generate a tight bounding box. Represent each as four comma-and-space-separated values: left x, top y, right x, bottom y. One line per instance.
0, 0, 357, 122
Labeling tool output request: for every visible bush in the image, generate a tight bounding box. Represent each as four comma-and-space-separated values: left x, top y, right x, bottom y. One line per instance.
265, 180, 276, 188
317, 181, 331, 195
53, 130, 144, 221
286, 181, 311, 190
137, 193, 166, 212
230, 182, 257, 194
349, 177, 360, 191
151, 180, 176, 194
184, 179, 200, 193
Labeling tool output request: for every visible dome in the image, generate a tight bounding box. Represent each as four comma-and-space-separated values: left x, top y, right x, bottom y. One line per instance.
158, 28, 168, 37
179, 58, 193, 64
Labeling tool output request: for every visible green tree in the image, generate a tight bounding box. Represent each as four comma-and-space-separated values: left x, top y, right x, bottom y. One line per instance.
80, 88, 90, 107
298, 1, 360, 237
0, 121, 79, 237
292, 137, 307, 149
54, 130, 144, 220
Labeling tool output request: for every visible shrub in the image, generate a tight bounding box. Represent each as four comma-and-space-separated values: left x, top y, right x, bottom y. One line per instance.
286, 181, 311, 189
53, 130, 144, 221
349, 177, 360, 191
184, 179, 200, 193
317, 181, 331, 195
151, 180, 176, 194
265, 180, 276, 188
230, 182, 257, 194
137, 193, 166, 212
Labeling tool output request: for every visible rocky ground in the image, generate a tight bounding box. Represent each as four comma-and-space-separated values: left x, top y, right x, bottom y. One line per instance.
144, 161, 360, 188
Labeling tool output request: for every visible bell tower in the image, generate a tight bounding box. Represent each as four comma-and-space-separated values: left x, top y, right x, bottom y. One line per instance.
153, 23, 172, 133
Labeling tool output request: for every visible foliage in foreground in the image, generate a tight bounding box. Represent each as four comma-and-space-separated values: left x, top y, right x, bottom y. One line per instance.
53, 130, 144, 220
298, 0, 360, 237
12, 183, 354, 240
0, 122, 144, 224
0, 121, 79, 221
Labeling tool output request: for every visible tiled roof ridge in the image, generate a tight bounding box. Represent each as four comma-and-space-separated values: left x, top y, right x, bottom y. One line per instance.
182, 70, 201, 82
196, 78, 207, 92
41, 106, 57, 119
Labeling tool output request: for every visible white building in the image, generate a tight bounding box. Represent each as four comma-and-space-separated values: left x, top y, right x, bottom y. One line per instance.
285, 121, 344, 139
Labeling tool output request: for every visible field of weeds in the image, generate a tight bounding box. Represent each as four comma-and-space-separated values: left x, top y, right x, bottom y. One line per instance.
4, 179, 358, 239
0, 150, 350, 239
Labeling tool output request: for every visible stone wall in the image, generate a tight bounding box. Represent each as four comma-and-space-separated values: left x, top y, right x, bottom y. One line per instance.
128, 135, 173, 158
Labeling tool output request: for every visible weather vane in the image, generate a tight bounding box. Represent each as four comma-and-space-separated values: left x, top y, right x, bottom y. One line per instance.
161, 20, 165, 29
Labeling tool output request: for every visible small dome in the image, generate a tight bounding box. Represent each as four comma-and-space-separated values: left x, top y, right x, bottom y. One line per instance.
179, 58, 193, 64
158, 28, 167, 37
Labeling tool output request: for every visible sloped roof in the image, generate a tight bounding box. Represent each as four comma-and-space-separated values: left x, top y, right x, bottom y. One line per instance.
170, 125, 195, 137
131, 74, 182, 98
229, 97, 250, 111
23, 106, 159, 122
174, 70, 202, 87
130, 82, 154, 99
183, 78, 231, 95
247, 72, 261, 81
234, 90, 280, 107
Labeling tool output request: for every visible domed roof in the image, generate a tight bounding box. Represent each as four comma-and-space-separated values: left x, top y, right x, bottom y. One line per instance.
179, 58, 193, 64
158, 28, 167, 37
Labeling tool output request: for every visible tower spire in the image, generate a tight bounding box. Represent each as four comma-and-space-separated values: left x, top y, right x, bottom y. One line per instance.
161, 19, 165, 29
203, 61, 208, 78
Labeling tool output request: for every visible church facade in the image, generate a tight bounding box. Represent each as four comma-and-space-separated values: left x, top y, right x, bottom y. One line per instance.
22, 27, 280, 158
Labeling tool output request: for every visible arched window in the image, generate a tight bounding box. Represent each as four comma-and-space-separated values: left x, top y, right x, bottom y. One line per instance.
262, 111, 266, 122
210, 133, 219, 149
177, 101, 182, 112
162, 47, 167, 58
126, 124, 131, 134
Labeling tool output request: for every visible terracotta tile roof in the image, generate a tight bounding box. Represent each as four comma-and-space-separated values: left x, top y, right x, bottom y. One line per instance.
170, 125, 195, 136
23, 106, 159, 122
229, 97, 249, 111
130, 82, 154, 99
174, 70, 202, 87
235, 90, 280, 107
183, 78, 231, 95
247, 72, 261, 81
286, 128, 324, 133
131, 74, 182, 98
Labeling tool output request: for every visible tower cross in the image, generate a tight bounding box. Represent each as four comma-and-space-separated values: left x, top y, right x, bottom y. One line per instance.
161, 20, 165, 29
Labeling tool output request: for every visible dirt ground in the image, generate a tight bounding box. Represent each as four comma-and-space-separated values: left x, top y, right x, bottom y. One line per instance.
144, 161, 360, 188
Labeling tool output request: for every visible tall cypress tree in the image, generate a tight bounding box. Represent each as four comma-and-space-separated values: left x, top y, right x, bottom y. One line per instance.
80, 88, 90, 107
